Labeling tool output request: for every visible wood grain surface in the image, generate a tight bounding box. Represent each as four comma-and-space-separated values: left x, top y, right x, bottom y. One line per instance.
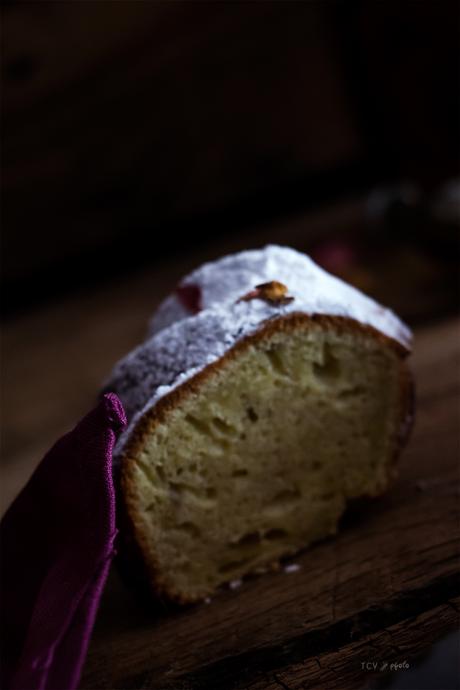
3, 1, 360, 286
4, 1, 459, 296
1, 265, 459, 690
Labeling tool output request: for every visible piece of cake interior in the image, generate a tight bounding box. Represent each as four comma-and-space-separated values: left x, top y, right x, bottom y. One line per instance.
123, 316, 407, 602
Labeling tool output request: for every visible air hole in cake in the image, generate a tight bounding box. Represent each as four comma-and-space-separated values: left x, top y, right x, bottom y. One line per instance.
211, 416, 237, 435
218, 558, 252, 574
338, 386, 365, 399
266, 347, 287, 376
270, 487, 301, 506
185, 414, 211, 436
153, 464, 166, 483
264, 528, 288, 541
313, 344, 341, 382
177, 522, 201, 538
137, 460, 160, 487
264, 487, 302, 517
168, 481, 217, 505
231, 531, 262, 548
246, 406, 259, 422
232, 468, 248, 478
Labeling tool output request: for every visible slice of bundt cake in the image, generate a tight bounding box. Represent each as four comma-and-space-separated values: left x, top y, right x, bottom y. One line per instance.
107, 245, 413, 603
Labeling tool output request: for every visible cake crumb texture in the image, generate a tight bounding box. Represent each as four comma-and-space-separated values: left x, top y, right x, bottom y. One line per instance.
122, 316, 410, 602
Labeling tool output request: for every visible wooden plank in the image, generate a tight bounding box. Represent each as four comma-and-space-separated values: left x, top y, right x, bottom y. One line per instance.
3, 2, 360, 284
75, 317, 459, 689
242, 601, 460, 690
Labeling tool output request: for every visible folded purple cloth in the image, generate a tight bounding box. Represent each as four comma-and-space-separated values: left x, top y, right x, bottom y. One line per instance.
0, 393, 127, 690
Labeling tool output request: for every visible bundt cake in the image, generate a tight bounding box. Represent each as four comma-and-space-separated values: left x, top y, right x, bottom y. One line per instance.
106, 245, 413, 603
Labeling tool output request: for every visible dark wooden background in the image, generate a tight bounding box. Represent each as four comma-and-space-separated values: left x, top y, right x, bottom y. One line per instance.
2, 1, 459, 314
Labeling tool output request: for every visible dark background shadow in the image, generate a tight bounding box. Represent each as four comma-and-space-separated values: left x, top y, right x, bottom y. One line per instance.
2, 1, 459, 318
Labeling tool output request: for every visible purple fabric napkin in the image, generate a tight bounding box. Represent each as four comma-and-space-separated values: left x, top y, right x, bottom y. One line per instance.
0, 393, 127, 690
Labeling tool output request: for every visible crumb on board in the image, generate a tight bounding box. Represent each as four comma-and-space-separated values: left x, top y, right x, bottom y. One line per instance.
204, 597, 212, 604
284, 563, 301, 574
229, 578, 243, 590
415, 477, 449, 492
254, 566, 268, 574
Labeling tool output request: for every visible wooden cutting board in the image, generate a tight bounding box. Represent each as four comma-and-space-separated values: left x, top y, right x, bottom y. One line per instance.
78, 317, 460, 690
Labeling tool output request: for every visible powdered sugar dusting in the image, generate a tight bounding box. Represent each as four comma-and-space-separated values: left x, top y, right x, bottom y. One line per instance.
106, 245, 412, 458
148, 245, 411, 349
108, 297, 298, 463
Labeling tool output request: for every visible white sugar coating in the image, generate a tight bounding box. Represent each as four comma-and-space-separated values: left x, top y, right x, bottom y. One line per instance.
106, 245, 412, 458
148, 245, 411, 349
109, 298, 299, 426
